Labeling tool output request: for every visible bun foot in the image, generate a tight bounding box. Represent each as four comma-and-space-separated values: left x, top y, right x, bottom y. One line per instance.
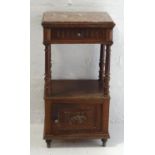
46, 140, 52, 148
101, 139, 107, 146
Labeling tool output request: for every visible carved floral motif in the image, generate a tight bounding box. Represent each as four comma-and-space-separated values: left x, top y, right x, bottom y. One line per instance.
65, 111, 87, 124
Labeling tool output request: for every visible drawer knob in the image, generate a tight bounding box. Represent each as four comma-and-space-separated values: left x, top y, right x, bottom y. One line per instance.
77, 32, 81, 37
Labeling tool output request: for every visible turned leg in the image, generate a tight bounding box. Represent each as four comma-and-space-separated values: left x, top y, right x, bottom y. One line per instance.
44, 43, 52, 96
104, 44, 111, 96
101, 139, 107, 146
99, 44, 105, 81
46, 139, 52, 148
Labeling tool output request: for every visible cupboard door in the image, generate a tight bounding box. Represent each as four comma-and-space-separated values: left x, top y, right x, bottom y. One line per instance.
51, 103, 102, 134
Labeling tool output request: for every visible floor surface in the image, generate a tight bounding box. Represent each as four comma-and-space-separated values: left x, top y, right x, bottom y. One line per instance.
31, 123, 124, 155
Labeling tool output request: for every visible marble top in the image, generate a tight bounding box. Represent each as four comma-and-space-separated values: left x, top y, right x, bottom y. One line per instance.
42, 12, 114, 26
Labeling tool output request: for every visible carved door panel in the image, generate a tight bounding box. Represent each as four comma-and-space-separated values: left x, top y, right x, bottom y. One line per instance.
51, 103, 102, 134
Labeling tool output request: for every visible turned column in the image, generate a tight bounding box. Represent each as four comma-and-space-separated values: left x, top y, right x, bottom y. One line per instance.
99, 44, 105, 81
44, 43, 52, 96
104, 44, 111, 96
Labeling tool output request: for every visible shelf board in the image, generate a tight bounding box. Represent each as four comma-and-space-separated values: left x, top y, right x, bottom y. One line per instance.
45, 80, 104, 101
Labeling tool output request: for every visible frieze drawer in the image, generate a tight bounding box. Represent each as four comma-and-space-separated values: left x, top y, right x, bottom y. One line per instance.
44, 28, 109, 43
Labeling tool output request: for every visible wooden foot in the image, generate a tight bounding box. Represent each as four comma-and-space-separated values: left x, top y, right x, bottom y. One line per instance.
101, 139, 107, 146
46, 140, 52, 148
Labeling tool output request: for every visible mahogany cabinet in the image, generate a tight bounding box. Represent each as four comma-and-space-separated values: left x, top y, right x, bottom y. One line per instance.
42, 12, 115, 147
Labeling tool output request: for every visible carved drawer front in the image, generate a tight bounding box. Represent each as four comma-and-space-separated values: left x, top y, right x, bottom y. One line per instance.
50, 28, 106, 43
51, 103, 102, 133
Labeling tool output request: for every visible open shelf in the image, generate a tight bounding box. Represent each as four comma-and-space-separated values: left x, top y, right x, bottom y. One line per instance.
46, 80, 104, 101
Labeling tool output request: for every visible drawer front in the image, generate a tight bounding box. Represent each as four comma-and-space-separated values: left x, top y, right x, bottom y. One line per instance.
49, 28, 107, 43
51, 103, 102, 134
